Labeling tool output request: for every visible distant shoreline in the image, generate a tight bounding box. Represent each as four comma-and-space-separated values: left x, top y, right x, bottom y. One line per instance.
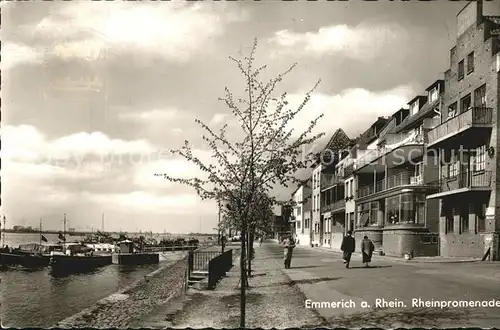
1, 230, 215, 236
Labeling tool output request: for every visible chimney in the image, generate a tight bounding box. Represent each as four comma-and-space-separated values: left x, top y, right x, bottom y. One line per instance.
477, 0, 483, 26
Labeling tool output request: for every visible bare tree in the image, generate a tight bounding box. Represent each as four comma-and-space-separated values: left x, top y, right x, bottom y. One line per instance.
158, 38, 324, 328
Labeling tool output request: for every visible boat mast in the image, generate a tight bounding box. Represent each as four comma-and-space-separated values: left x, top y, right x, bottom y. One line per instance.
39, 217, 42, 245
63, 213, 67, 251
2, 216, 6, 248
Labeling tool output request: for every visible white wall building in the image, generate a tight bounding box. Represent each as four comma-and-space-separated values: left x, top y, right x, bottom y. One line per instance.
311, 164, 323, 246
292, 183, 312, 246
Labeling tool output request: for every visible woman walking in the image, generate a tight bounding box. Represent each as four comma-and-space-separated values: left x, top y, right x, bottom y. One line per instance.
361, 235, 375, 267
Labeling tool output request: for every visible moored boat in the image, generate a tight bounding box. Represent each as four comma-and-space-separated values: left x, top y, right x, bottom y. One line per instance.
49, 243, 112, 274
112, 240, 159, 265
50, 254, 113, 273
1, 243, 63, 268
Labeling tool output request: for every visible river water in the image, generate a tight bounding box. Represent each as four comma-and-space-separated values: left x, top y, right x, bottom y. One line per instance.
0, 232, 205, 328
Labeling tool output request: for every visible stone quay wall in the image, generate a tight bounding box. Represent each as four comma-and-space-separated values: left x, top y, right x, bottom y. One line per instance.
56, 255, 189, 328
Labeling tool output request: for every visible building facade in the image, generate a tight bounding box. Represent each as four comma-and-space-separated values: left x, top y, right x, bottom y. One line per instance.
425, 1, 500, 260
291, 182, 312, 246
292, 0, 499, 260
311, 164, 323, 246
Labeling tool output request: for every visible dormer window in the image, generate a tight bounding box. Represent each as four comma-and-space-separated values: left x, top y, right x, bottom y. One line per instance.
428, 88, 438, 103
410, 101, 419, 116
448, 102, 457, 118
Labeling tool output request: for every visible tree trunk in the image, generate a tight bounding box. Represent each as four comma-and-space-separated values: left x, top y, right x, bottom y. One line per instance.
248, 226, 255, 278
240, 220, 247, 328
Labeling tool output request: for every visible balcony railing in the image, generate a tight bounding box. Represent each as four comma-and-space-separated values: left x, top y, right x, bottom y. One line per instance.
429, 170, 492, 193
385, 130, 424, 148
321, 199, 346, 213
356, 149, 383, 167
357, 172, 424, 198
343, 164, 354, 178
356, 132, 425, 169
321, 174, 344, 190
427, 107, 493, 146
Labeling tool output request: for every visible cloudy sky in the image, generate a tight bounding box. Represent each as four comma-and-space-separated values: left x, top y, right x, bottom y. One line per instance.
2, 0, 499, 234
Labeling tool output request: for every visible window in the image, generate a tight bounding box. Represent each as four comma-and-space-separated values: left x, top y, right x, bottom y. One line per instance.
458, 60, 464, 80
446, 215, 454, 234
369, 202, 379, 226
386, 196, 400, 224
429, 88, 438, 103
474, 84, 486, 107
447, 102, 457, 118
472, 145, 486, 171
475, 203, 486, 233
349, 180, 353, 197
447, 152, 459, 178
460, 204, 469, 234
401, 193, 426, 224
410, 101, 419, 116
460, 94, 471, 113
467, 52, 474, 74
442, 202, 454, 234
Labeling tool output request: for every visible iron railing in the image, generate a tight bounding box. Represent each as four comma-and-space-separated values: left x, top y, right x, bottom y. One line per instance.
321, 174, 344, 190
357, 172, 424, 198
208, 249, 233, 289
427, 107, 493, 145
321, 199, 346, 213
343, 164, 354, 178
428, 170, 492, 193
188, 250, 221, 272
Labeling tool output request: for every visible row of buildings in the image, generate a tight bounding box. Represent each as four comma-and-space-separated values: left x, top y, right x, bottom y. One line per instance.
289, 0, 500, 260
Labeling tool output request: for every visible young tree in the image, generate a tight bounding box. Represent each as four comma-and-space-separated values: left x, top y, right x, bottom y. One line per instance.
157, 38, 324, 328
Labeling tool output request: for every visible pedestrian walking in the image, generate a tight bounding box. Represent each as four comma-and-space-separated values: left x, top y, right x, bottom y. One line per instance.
340, 231, 355, 268
282, 235, 296, 269
259, 236, 264, 247
361, 235, 375, 267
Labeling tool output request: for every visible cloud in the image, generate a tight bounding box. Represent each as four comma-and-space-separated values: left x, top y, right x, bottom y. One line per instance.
117, 109, 180, 122
1, 42, 41, 70
34, 1, 249, 62
1, 125, 217, 232
1, 125, 158, 166
284, 85, 415, 140
209, 113, 229, 126
268, 22, 404, 61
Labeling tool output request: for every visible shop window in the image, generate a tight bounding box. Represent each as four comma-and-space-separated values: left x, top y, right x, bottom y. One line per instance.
475, 203, 486, 233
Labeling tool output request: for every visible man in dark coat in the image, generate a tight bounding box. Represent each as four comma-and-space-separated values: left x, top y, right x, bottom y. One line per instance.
282, 235, 296, 269
361, 235, 375, 267
340, 231, 355, 268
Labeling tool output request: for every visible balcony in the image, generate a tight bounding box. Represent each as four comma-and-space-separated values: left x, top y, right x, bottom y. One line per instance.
357, 172, 425, 199
356, 131, 425, 173
343, 164, 354, 178
321, 199, 346, 214
426, 170, 492, 199
321, 174, 344, 191
385, 130, 424, 149
427, 107, 493, 147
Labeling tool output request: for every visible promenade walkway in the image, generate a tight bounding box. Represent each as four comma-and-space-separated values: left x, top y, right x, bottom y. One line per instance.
138, 242, 325, 329
136, 241, 500, 329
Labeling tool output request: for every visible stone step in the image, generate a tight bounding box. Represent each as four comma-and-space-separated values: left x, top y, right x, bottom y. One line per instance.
191, 270, 209, 276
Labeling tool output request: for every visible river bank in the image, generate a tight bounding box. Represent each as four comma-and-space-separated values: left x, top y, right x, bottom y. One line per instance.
56, 251, 189, 328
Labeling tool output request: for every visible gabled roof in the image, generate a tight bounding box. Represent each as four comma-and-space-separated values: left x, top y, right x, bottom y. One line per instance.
323, 128, 352, 152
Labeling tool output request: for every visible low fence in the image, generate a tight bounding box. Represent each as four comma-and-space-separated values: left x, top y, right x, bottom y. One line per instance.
208, 249, 233, 289
188, 250, 221, 272
143, 242, 215, 253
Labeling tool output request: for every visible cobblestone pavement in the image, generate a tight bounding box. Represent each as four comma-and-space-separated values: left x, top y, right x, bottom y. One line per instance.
166, 243, 325, 329
277, 244, 500, 328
